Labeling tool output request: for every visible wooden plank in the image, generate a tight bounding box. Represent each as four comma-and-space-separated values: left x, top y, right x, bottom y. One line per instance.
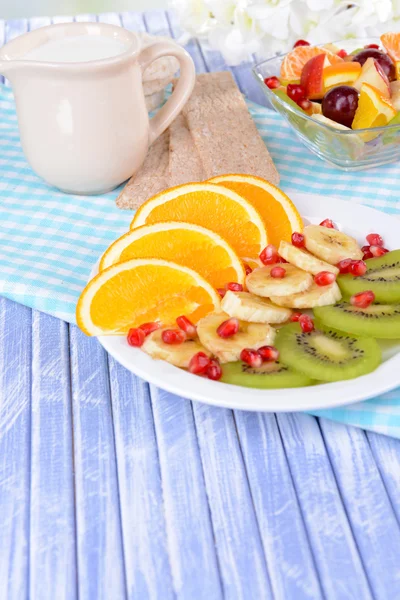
166, 10, 208, 73
97, 13, 122, 26
234, 412, 322, 599
69, 325, 126, 600
29, 311, 77, 600
143, 10, 172, 38
107, 360, 174, 600
319, 417, 400, 599
51, 15, 75, 24
276, 413, 373, 599
28, 16, 51, 31
149, 386, 222, 599
3, 19, 27, 85
75, 14, 98, 23
367, 431, 400, 524
192, 402, 273, 599
0, 298, 32, 600
0, 20, 5, 82
120, 11, 146, 32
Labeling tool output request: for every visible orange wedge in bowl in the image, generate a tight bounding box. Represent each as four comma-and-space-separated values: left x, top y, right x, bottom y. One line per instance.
352, 83, 396, 130
280, 45, 342, 81
380, 32, 400, 78
76, 258, 221, 335
130, 183, 268, 262
99, 221, 245, 288
208, 174, 303, 248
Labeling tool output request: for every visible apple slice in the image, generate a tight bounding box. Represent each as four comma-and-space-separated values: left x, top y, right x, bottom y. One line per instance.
300, 54, 328, 99
390, 80, 400, 110
323, 62, 362, 89
353, 57, 390, 98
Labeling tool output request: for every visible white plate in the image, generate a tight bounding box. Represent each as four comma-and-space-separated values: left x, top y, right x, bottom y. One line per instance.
98, 192, 400, 412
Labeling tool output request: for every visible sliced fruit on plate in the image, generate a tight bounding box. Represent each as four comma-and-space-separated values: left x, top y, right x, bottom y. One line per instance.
221, 360, 314, 388
246, 263, 313, 298
390, 80, 400, 110
142, 328, 211, 368
304, 224, 363, 264
337, 249, 400, 303
300, 53, 327, 100
130, 182, 268, 262
323, 62, 362, 89
76, 258, 220, 336
380, 32, 400, 79
280, 45, 342, 81
270, 280, 341, 309
314, 301, 400, 339
351, 83, 397, 131
279, 240, 339, 275
221, 290, 292, 323
311, 114, 351, 130
208, 174, 304, 247
99, 221, 245, 288
275, 322, 382, 382
353, 57, 390, 98
197, 312, 275, 363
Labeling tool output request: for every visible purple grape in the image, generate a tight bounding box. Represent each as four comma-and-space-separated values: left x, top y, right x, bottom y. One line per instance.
321, 86, 359, 128
352, 48, 395, 81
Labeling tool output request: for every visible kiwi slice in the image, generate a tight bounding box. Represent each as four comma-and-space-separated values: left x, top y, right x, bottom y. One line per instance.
314, 302, 400, 339
275, 323, 381, 382
221, 360, 314, 389
338, 250, 400, 303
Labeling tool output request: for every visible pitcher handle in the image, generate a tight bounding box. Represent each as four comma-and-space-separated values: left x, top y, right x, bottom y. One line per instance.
139, 40, 196, 146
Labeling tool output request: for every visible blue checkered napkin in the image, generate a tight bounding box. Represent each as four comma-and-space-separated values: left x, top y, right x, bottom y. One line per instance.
1, 83, 400, 438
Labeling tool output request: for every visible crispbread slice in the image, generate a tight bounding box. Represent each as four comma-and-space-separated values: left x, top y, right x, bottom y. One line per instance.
168, 114, 206, 187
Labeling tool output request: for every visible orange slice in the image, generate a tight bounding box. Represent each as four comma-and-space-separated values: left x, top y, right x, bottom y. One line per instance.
352, 83, 396, 130
280, 45, 342, 81
131, 183, 268, 262
76, 258, 220, 335
380, 33, 400, 79
208, 174, 303, 248
99, 221, 245, 288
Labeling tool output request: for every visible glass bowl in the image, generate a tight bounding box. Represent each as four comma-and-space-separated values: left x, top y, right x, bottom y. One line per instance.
252, 38, 400, 171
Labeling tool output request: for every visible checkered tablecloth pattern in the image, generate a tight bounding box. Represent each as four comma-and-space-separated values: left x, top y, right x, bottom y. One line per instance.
1, 83, 400, 437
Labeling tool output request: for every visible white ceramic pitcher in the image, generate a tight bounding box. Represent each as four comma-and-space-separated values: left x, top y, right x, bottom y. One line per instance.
0, 22, 196, 194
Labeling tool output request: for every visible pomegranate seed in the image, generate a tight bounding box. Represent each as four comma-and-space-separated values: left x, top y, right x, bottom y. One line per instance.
291, 232, 305, 247
293, 39, 310, 48
361, 245, 371, 253
275, 256, 288, 263
290, 312, 303, 322
350, 290, 375, 309
366, 233, 384, 247
319, 218, 336, 229
188, 352, 210, 375
139, 321, 161, 336
258, 345, 279, 362
349, 260, 367, 276
244, 264, 253, 275
176, 315, 197, 338
365, 43, 380, 49
217, 288, 226, 298
264, 76, 280, 89
259, 244, 278, 265
363, 251, 373, 261
207, 359, 222, 381
337, 49, 347, 58
161, 329, 186, 345
270, 266, 286, 278
314, 271, 336, 286
299, 314, 314, 333
240, 348, 263, 368
298, 98, 312, 111
337, 258, 353, 274
287, 83, 306, 103
226, 282, 244, 292
127, 327, 146, 347
217, 318, 239, 338
370, 245, 389, 257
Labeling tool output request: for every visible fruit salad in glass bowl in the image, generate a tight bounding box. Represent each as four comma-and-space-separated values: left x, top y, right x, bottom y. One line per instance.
253, 34, 400, 170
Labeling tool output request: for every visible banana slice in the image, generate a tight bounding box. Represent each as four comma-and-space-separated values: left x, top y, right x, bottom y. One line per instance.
142, 328, 211, 368
304, 225, 362, 264
279, 240, 339, 275
197, 312, 275, 363
221, 291, 292, 323
270, 281, 342, 309
246, 264, 313, 297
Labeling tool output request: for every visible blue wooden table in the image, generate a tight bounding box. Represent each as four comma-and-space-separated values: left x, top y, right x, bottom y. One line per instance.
1, 10, 400, 600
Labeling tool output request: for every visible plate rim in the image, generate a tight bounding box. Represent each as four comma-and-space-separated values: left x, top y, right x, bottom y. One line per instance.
97, 192, 400, 412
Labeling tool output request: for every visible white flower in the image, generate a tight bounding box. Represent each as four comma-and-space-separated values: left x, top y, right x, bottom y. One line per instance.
169, 0, 398, 66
